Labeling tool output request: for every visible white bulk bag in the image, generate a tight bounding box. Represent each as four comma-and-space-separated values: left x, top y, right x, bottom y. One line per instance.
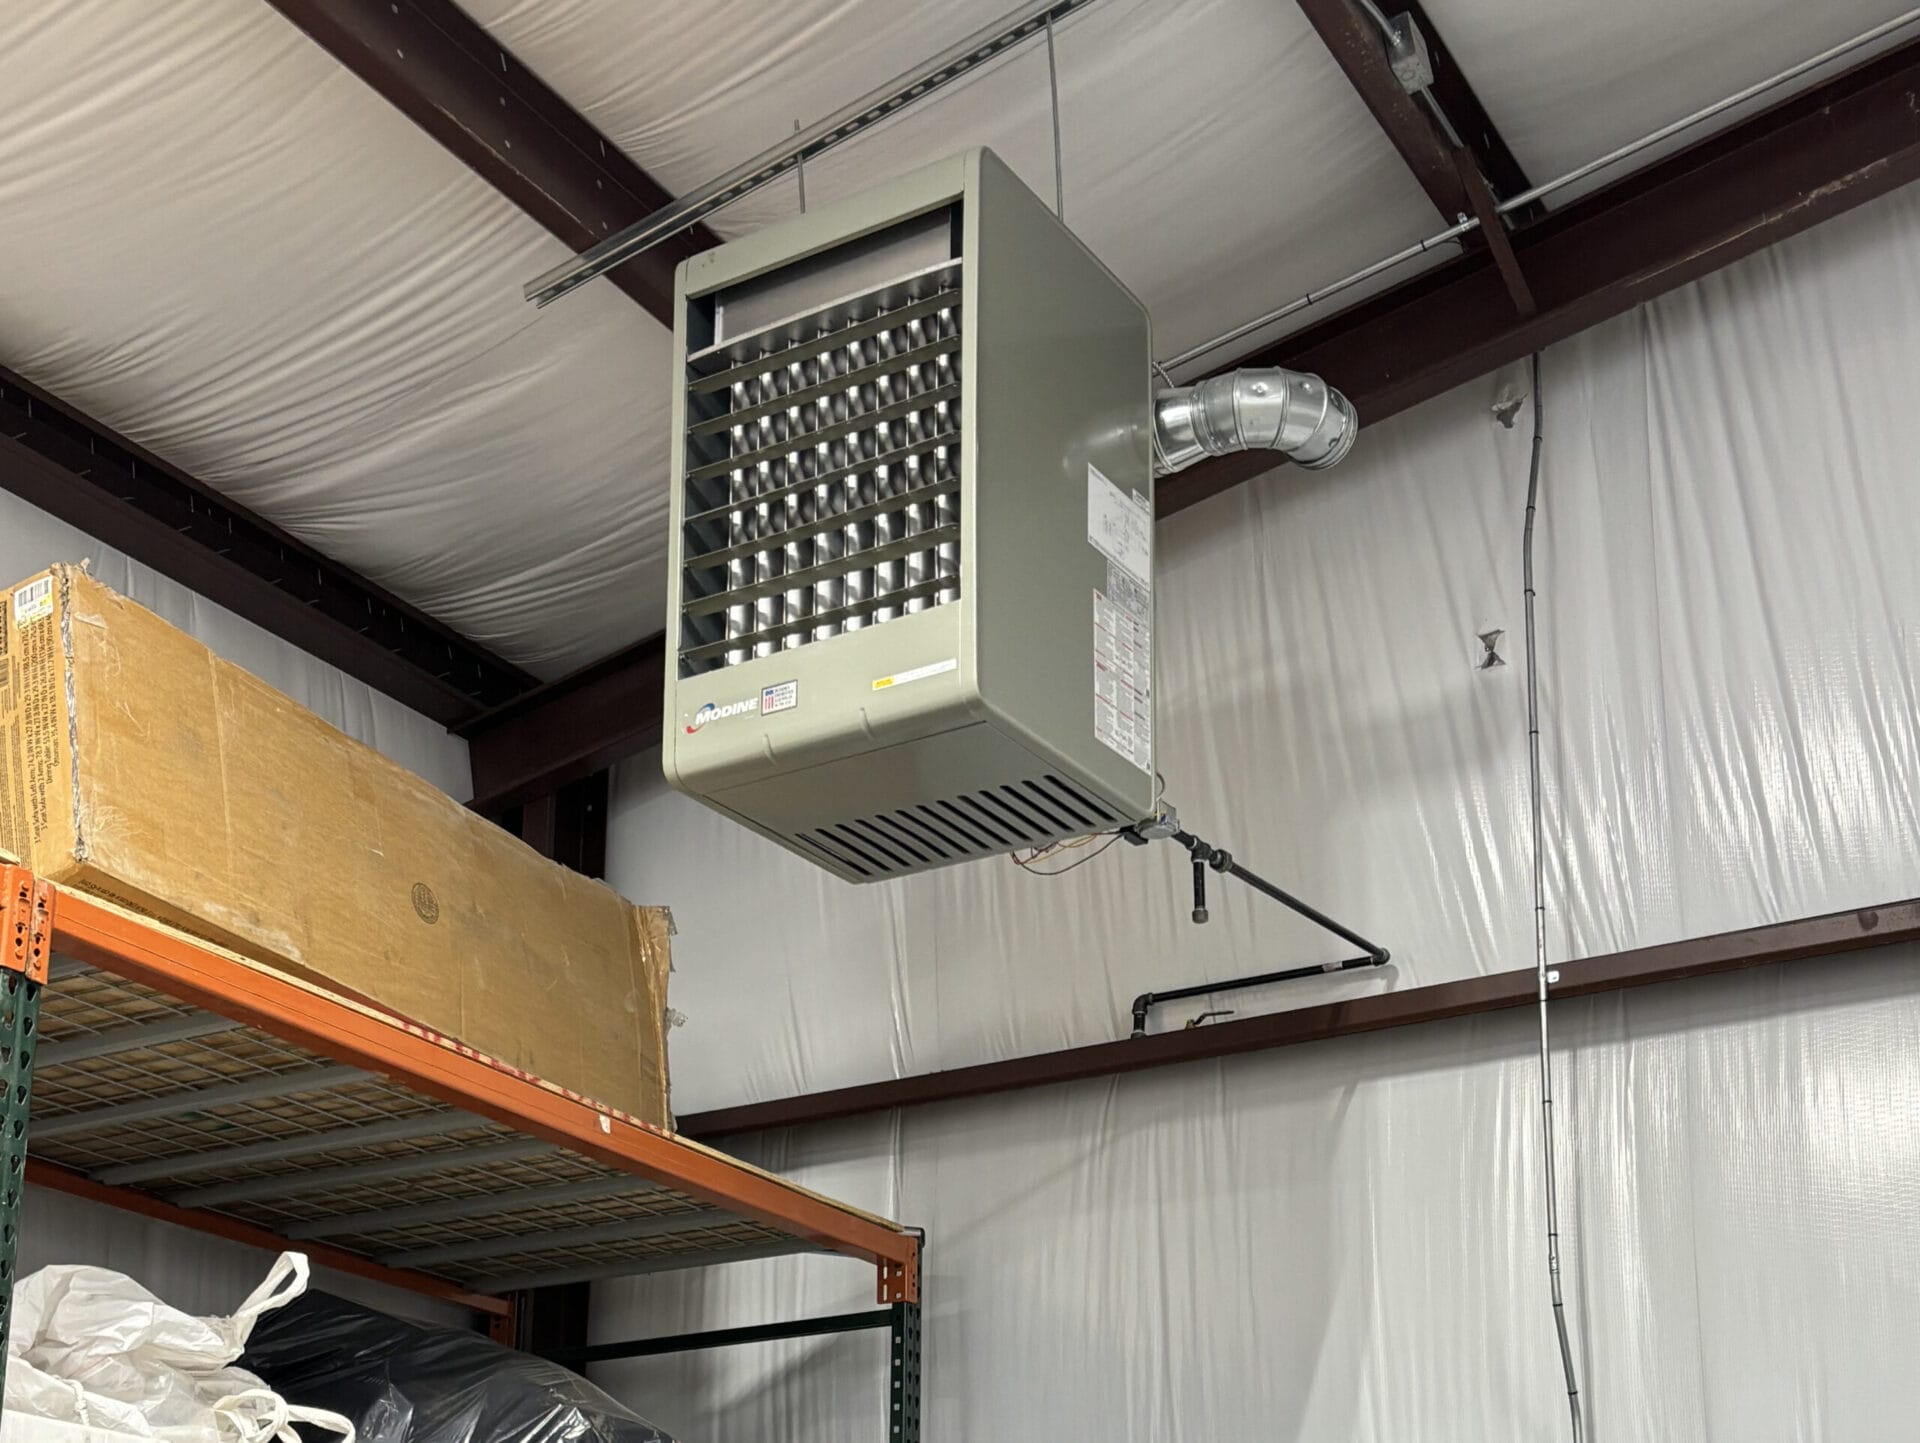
4, 1252, 355, 1443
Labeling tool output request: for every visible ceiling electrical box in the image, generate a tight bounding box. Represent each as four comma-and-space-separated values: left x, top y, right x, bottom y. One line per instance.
663, 148, 1156, 881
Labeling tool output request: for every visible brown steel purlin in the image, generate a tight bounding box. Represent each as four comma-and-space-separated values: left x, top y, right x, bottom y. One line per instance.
43, 885, 919, 1293
1395, 0, 1536, 215
680, 899, 1920, 1139
0, 369, 532, 723
1294, 0, 1471, 221
262, 0, 718, 323
463, 638, 665, 814
25, 1158, 511, 1317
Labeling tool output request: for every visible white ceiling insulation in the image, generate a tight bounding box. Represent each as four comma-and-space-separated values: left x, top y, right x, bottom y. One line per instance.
3, 0, 1911, 683
0, 0, 674, 678
1426, 0, 1916, 205
460, 0, 1451, 371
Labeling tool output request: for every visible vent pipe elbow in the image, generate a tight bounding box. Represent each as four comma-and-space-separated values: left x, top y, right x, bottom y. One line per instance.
1152, 368, 1358, 477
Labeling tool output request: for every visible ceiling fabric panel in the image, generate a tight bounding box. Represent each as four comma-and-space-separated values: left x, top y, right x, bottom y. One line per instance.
464, 0, 1449, 364
1423, 0, 1917, 208
0, 0, 673, 677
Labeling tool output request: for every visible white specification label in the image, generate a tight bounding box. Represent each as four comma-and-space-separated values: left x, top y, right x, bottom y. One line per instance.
761, 679, 799, 715
11, 577, 52, 626
1104, 561, 1151, 621
1087, 464, 1152, 586
1093, 589, 1152, 774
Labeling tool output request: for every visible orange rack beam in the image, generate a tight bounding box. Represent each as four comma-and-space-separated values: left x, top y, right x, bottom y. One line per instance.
0, 867, 918, 1312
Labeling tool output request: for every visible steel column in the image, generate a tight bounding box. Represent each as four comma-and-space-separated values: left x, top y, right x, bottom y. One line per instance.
0, 971, 42, 1374
891, 1301, 923, 1443
0, 866, 52, 1385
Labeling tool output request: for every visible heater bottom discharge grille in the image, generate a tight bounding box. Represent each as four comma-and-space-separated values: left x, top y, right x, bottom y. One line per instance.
792, 776, 1124, 878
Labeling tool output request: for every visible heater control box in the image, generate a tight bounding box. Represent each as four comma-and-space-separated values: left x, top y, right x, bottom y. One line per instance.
663, 148, 1155, 881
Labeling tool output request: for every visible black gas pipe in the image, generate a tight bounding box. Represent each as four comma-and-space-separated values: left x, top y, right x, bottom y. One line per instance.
1124, 818, 1390, 1037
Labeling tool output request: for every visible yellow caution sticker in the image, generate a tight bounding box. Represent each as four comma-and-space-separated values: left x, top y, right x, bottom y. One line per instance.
872, 658, 958, 692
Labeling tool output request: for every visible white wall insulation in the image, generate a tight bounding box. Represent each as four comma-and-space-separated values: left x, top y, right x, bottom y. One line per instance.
1, 491, 472, 1326
595, 181, 1920, 1437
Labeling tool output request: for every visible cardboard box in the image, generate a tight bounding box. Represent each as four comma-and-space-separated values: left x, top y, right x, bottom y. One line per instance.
0, 565, 670, 1126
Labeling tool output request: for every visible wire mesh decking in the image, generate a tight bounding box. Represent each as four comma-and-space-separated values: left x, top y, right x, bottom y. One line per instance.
1, 868, 919, 1319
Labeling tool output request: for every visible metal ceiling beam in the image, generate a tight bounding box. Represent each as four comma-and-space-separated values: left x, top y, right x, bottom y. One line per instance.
464, 638, 662, 812
461, 39, 1920, 800
1394, 1, 1536, 213
1157, 33, 1920, 514
1452, 145, 1534, 316
1294, 0, 1477, 221
679, 899, 1920, 1138
262, 0, 719, 323
0, 368, 533, 724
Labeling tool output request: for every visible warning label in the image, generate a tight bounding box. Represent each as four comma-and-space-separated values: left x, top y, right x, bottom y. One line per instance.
1093, 588, 1152, 774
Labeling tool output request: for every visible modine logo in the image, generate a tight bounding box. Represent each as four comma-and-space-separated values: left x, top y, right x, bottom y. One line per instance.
685, 696, 758, 734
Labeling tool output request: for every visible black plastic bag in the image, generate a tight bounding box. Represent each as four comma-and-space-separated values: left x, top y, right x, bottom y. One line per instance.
242, 1291, 679, 1443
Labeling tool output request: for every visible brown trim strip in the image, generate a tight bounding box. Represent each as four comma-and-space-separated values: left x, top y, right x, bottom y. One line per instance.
679, 899, 1920, 1138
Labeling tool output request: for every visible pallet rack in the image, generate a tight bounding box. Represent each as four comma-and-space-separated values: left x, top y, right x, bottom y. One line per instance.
0, 866, 922, 1441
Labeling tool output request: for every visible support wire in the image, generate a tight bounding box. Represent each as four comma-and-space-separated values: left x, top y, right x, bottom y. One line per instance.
1045, 13, 1065, 219
1522, 353, 1583, 1439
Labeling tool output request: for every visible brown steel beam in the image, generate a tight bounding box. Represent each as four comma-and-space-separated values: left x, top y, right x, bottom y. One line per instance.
0, 367, 533, 723
678, 899, 1920, 1138
463, 637, 662, 813
459, 39, 1920, 798
262, 0, 718, 323
1295, 0, 1472, 220
1453, 146, 1534, 316
1158, 34, 1920, 515
1398, 1, 1536, 214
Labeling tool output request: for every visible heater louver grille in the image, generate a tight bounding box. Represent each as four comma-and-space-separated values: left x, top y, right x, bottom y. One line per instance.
679, 262, 964, 677
791, 775, 1123, 878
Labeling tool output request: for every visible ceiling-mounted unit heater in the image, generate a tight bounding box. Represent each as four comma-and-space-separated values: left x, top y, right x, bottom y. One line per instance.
662, 148, 1157, 881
